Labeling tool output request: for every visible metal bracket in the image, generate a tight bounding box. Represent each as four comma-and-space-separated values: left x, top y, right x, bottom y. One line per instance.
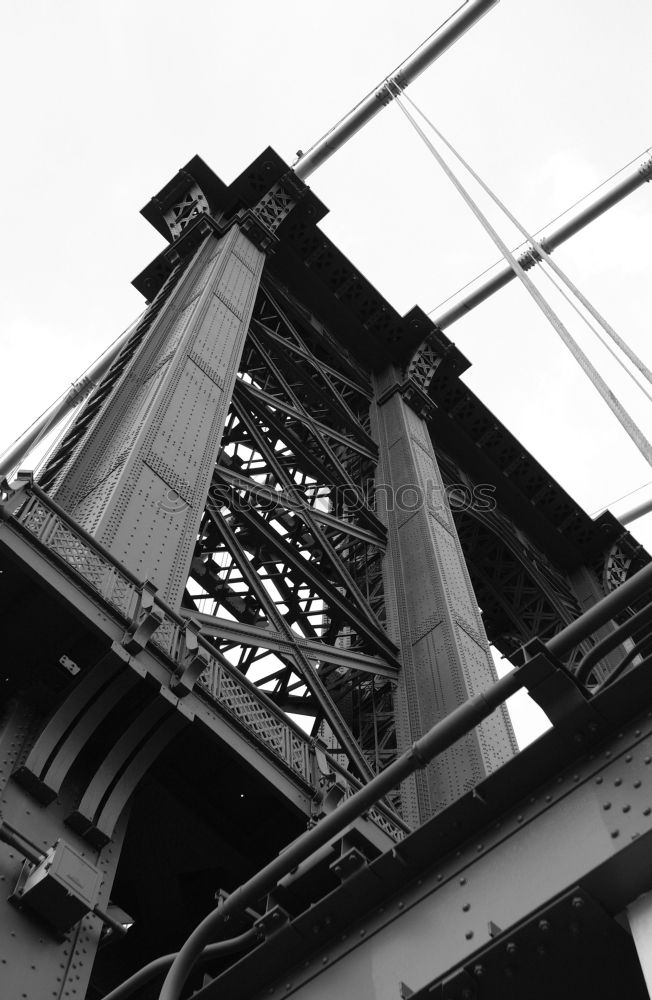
254, 904, 291, 939
0, 471, 33, 519
329, 846, 368, 883
123, 581, 163, 653
517, 644, 605, 743
170, 619, 210, 695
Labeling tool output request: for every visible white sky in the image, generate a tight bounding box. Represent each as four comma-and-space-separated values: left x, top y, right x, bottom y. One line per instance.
2, 0, 651, 748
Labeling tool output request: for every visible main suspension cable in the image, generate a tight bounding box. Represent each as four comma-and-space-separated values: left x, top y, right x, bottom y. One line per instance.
391, 87, 652, 468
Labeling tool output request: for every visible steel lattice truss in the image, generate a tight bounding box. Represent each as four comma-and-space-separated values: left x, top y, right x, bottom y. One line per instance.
182, 281, 399, 783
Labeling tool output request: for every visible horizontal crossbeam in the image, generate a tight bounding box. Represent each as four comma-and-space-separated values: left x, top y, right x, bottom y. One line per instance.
189, 611, 398, 678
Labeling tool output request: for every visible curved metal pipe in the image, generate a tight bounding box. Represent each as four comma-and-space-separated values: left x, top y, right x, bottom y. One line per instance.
156, 557, 652, 1000
101, 928, 259, 1000
294, 0, 499, 180
432, 148, 652, 330
547, 561, 652, 661
575, 598, 652, 683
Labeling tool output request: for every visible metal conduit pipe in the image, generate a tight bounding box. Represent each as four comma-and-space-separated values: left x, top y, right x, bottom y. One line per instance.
598, 644, 652, 694
0, 819, 44, 867
547, 561, 652, 661
431, 148, 652, 330
158, 557, 652, 1000
293, 0, 499, 181
101, 928, 259, 1000
575, 598, 652, 683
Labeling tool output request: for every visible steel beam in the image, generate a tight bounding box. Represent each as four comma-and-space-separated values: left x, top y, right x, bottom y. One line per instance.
191, 611, 398, 678
372, 368, 517, 823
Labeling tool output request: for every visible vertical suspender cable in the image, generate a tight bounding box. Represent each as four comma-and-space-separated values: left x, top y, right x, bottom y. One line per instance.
402, 92, 652, 389
535, 264, 652, 406
391, 88, 652, 468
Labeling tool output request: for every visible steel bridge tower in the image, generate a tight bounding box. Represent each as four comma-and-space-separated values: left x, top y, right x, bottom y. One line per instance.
0, 151, 650, 999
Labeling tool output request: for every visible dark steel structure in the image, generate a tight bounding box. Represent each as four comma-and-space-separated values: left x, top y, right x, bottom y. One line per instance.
0, 149, 650, 1000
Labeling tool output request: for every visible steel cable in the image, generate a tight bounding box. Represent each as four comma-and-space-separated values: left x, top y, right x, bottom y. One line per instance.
390, 86, 652, 468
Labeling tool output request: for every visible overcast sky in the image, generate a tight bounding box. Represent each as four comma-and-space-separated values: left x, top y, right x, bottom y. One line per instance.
2, 0, 651, 746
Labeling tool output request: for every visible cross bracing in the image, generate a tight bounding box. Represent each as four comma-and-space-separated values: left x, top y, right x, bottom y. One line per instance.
182, 281, 399, 783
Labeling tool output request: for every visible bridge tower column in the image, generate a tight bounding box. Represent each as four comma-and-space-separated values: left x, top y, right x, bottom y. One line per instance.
373, 367, 518, 825
41, 222, 265, 609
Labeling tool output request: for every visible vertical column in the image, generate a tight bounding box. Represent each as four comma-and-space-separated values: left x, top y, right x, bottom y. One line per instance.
372, 368, 517, 826
50, 225, 265, 610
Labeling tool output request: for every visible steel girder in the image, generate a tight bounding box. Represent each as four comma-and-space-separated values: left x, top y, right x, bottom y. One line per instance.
194, 653, 652, 1000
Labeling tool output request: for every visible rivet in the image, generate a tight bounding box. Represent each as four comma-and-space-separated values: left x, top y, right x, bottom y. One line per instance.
360, 930, 366, 936
545, 795, 552, 802
460, 877, 467, 886
571, 896, 584, 909
605, 751, 612, 758
506, 942, 517, 955
596, 777, 603, 785
473, 964, 484, 977
626, 755, 633, 763
623, 805, 631, 813
463, 903, 471, 912
437, 874, 443, 881
644, 807, 651, 816
465, 931, 474, 940
635, 730, 642, 737
539, 920, 551, 932
604, 802, 612, 810
573, 775, 579, 782
397, 902, 404, 909
611, 829, 620, 838
615, 778, 622, 786
517, 815, 523, 823
645, 758, 651, 765
635, 781, 642, 789
476, 844, 483, 852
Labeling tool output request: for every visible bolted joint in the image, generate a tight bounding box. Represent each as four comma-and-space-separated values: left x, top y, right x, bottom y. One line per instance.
123, 581, 164, 653
170, 619, 211, 695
